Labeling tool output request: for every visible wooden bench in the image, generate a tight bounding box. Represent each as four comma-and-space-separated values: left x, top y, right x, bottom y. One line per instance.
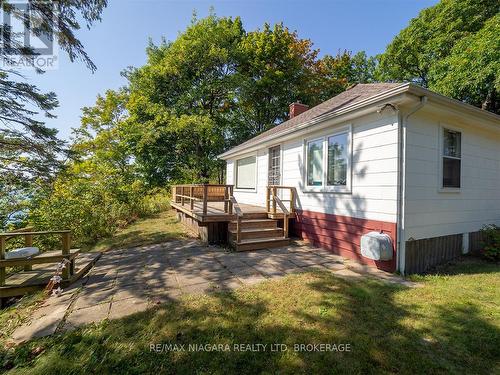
0, 230, 79, 288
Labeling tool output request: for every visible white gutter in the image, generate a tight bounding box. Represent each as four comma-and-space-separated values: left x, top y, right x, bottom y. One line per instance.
219, 83, 412, 159
397, 95, 427, 275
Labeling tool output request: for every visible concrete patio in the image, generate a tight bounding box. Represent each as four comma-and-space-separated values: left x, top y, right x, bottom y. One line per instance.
10, 239, 415, 344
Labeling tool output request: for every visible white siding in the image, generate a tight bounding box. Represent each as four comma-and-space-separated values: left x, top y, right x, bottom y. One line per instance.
404, 110, 500, 240
226, 112, 400, 223
227, 149, 268, 206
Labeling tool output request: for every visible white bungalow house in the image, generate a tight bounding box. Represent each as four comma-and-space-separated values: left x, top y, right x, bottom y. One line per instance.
217, 83, 500, 274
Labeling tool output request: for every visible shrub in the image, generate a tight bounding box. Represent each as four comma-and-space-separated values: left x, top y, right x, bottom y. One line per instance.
480, 224, 500, 262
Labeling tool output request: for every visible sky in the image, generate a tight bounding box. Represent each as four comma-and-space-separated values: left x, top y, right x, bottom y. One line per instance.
27, 0, 438, 141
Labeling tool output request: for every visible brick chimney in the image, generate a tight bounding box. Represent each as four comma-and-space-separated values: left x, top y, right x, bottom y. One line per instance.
289, 102, 309, 119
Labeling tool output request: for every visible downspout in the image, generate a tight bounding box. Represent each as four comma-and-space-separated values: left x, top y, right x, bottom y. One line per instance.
397, 95, 427, 275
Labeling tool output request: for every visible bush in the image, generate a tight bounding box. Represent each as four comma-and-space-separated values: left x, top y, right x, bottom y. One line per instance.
480, 224, 500, 262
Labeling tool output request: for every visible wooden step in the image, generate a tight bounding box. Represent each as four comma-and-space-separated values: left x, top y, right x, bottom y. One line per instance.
228, 219, 277, 230
229, 227, 283, 240
232, 237, 290, 252
237, 212, 269, 220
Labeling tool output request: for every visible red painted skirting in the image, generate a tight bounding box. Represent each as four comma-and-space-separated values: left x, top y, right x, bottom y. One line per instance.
291, 209, 397, 272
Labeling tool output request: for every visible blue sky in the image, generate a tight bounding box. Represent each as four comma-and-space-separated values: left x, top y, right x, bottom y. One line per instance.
28, 0, 437, 140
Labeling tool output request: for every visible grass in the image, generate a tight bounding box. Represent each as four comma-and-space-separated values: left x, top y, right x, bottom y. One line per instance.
86, 210, 194, 253
0, 292, 45, 348
0, 257, 498, 374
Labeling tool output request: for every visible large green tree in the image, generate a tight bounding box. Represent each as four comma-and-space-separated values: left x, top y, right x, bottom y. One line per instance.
0, 0, 107, 229
125, 15, 244, 184
236, 23, 319, 140
377, 0, 499, 113
30, 90, 166, 244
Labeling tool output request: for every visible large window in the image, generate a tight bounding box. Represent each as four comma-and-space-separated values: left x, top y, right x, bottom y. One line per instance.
327, 133, 348, 186
307, 139, 323, 186
236, 155, 256, 189
442, 128, 461, 188
305, 128, 351, 191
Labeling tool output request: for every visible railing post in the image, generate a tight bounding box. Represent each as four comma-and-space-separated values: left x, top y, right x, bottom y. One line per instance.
266, 186, 270, 213
62, 232, 71, 280
190, 186, 194, 210
203, 185, 208, 215
172, 185, 177, 204
290, 188, 295, 213
272, 186, 277, 214
236, 216, 241, 243
24, 234, 33, 271
228, 186, 233, 214
284, 213, 289, 238
223, 185, 228, 213
181, 186, 185, 206
0, 236, 5, 287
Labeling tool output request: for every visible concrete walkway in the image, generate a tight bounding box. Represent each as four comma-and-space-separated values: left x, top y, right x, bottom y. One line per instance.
10, 239, 415, 344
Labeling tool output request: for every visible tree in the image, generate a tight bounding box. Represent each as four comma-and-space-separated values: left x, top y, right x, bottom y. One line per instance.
30, 90, 166, 244
377, 0, 499, 113
0, 0, 107, 229
125, 15, 245, 184
236, 23, 320, 140
431, 14, 500, 113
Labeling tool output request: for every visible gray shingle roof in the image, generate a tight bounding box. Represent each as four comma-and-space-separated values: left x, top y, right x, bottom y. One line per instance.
225, 83, 403, 154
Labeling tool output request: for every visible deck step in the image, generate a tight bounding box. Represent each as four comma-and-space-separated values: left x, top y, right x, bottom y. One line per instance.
232, 237, 290, 252
229, 227, 283, 240
228, 219, 277, 230
237, 212, 269, 220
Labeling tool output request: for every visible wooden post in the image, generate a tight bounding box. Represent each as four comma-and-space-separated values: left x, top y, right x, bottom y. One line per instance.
290, 188, 295, 213
24, 234, 33, 271
203, 185, 208, 215
284, 213, 289, 238
172, 185, 177, 204
236, 216, 242, 244
190, 186, 194, 210
0, 237, 5, 287
228, 186, 233, 214
62, 232, 71, 280
272, 187, 277, 214
266, 187, 270, 213
224, 186, 228, 213
181, 186, 185, 206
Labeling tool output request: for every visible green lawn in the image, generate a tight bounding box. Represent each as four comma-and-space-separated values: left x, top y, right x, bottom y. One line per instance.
86, 210, 194, 252
1, 257, 498, 374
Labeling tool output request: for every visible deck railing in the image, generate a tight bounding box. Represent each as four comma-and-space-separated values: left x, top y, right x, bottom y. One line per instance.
0, 230, 73, 286
266, 186, 296, 216
171, 184, 234, 215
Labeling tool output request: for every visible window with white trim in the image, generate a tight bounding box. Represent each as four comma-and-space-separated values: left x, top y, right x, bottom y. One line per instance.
306, 139, 323, 186
327, 133, 348, 186
442, 128, 461, 188
305, 127, 351, 192
236, 155, 256, 189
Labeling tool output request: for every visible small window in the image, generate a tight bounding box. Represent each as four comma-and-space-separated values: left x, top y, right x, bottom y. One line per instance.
236, 155, 256, 189
327, 133, 348, 186
442, 128, 461, 188
307, 139, 323, 186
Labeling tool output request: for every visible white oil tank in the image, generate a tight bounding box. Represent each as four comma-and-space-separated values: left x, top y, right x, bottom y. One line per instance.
360, 232, 393, 261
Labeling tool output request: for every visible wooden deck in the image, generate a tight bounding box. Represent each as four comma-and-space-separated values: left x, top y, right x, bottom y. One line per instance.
0, 251, 101, 298
171, 200, 284, 222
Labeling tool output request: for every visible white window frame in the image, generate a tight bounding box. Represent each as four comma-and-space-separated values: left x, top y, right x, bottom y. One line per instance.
438, 123, 462, 193
303, 124, 352, 193
234, 152, 258, 192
